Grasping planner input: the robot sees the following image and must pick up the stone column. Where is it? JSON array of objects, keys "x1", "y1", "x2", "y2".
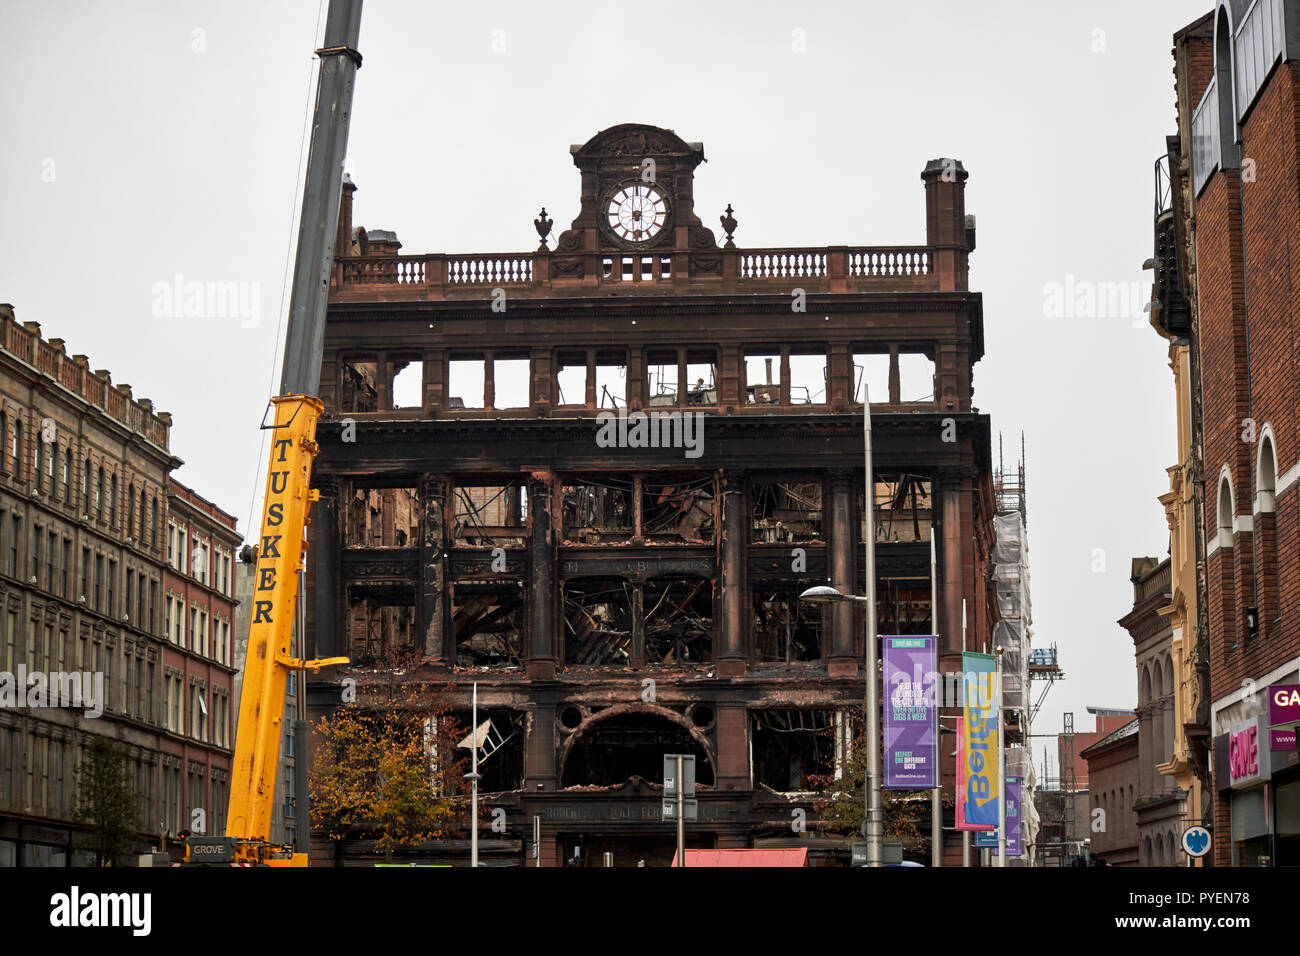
[
  {"x1": 418, "y1": 475, "x2": 448, "y2": 664},
  {"x1": 525, "y1": 702, "x2": 558, "y2": 792},
  {"x1": 527, "y1": 476, "x2": 557, "y2": 680},
  {"x1": 939, "y1": 475, "x2": 965, "y2": 655},
  {"x1": 714, "y1": 701, "x2": 750, "y2": 791},
  {"x1": 828, "y1": 470, "x2": 857, "y2": 676},
  {"x1": 716, "y1": 475, "x2": 747, "y2": 677}
]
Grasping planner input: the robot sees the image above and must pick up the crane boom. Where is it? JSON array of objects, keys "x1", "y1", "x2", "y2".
[{"x1": 185, "y1": 0, "x2": 361, "y2": 867}]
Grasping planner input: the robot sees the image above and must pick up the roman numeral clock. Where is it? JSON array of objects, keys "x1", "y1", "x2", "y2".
[{"x1": 548, "y1": 123, "x2": 723, "y2": 279}]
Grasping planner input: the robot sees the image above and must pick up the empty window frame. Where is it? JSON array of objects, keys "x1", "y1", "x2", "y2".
[
  {"x1": 563, "y1": 577, "x2": 633, "y2": 666},
  {"x1": 341, "y1": 358, "x2": 379, "y2": 413},
  {"x1": 561, "y1": 476, "x2": 634, "y2": 543},
  {"x1": 642, "y1": 576, "x2": 712, "y2": 664},
  {"x1": 346, "y1": 589, "x2": 416, "y2": 666},
  {"x1": 492, "y1": 355, "x2": 530, "y2": 410},
  {"x1": 864, "y1": 474, "x2": 933, "y2": 543},
  {"x1": 853, "y1": 349, "x2": 935, "y2": 404},
  {"x1": 448, "y1": 355, "x2": 487, "y2": 409},
  {"x1": 646, "y1": 347, "x2": 718, "y2": 407},
  {"x1": 556, "y1": 349, "x2": 627, "y2": 410},
  {"x1": 389, "y1": 357, "x2": 423, "y2": 409},
  {"x1": 452, "y1": 481, "x2": 526, "y2": 548},
  {"x1": 641, "y1": 473, "x2": 714, "y2": 543},
  {"x1": 344, "y1": 485, "x2": 420, "y2": 548},
  {"x1": 744, "y1": 351, "x2": 782, "y2": 405},
  {"x1": 447, "y1": 709, "x2": 525, "y2": 791},
  {"x1": 787, "y1": 348, "x2": 827, "y2": 405},
  {"x1": 752, "y1": 589, "x2": 823, "y2": 662},
  {"x1": 451, "y1": 585, "x2": 525, "y2": 668},
  {"x1": 751, "y1": 479, "x2": 824, "y2": 544},
  {"x1": 752, "y1": 709, "x2": 837, "y2": 791}
]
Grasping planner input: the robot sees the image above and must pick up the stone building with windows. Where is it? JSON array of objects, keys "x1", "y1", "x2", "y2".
[
  {"x1": 160, "y1": 477, "x2": 239, "y2": 842},
  {"x1": 304, "y1": 124, "x2": 1004, "y2": 865},
  {"x1": 1151, "y1": 2, "x2": 1300, "y2": 865},
  {"x1": 1120, "y1": 557, "x2": 1190, "y2": 864},
  {"x1": 0, "y1": 305, "x2": 176, "y2": 865}
]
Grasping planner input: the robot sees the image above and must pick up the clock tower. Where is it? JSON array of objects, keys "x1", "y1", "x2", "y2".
[{"x1": 551, "y1": 123, "x2": 721, "y2": 280}]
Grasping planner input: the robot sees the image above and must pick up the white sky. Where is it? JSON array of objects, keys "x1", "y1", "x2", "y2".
[{"x1": 0, "y1": 0, "x2": 1212, "y2": 754}]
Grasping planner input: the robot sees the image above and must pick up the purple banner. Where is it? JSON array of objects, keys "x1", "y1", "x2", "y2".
[
  {"x1": 884, "y1": 636, "x2": 937, "y2": 789},
  {"x1": 1269, "y1": 685, "x2": 1300, "y2": 726}
]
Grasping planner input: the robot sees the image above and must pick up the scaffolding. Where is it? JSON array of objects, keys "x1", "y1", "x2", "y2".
[{"x1": 993, "y1": 434, "x2": 1039, "y2": 861}]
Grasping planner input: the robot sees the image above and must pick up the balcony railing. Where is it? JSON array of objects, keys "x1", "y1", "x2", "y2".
[{"x1": 333, "y1": 244, "x2": 940, "y2": 300}]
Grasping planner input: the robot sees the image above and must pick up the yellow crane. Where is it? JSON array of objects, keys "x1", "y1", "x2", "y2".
[{"x1": 184, "y1": 0, "x2": 362, "y2": 866}]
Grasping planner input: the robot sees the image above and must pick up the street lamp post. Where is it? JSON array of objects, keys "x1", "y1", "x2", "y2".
[{"x1": 799, "y1": 383, "x2": 881, "y2": 866}]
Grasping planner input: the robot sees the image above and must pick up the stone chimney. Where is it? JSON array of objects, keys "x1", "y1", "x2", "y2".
[{"x1": 920, "y1": 158, "x2": 970, "y2": 292}]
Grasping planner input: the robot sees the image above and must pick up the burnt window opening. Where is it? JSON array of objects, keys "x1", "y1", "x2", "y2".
[
  {"x1": 347, "y1": 589, "x2": 416, "y2": 666},
  {"x1": 871, "y1": 579, "x2": 933, "y2": 636},
  {"x1": 642, "y1": 474, "x2": 714, "y2": 543},
  {"x1": 561, "y1": 476, "x2": 634, "y2": 543},
  {"x1": 452, "y1": 586, "x2": 524, "y2": 668},
  {"x1": 345, "y1": 486, "x2": 420, "y2": 548},
  {"x1": 563, "y1": 578, "x2": 633, "y2": 666},
  {"x1": 865, "y1": 474, "x2": 932, "y2": 543},
  {"x1": 556, "y1": 350, "x2": 627, "y2": 409},
  {"x1": 751, "y1": 480, "x2": 823, "y2": 544},
  {"x1": 684, "y1": 349, "x2": 717, "y2": 406},
  {"x1": 453, "y1": 482, "x2": 527, "y2": 548},
  {"x1": 493, "y1": 356, "x2": 530, "y2": 410},
  {"x1": 646, "y1": 348, "x2": 717, "y2": 407},
  {"x1": 853, "y1": 350, "x2": 936, "y2": 404},
  {"x1": 390, "y1": 357, "x2": 423, "y2": 410},
  {"x1": 643, "y1": 577, "x2": 712, "y2": 664},
  {"x1": 449, "y1": 709, "x2": 525, "y2": 792},
  {"x1": 448, "y1": 356, "x2": 486, "y2": 409},
  {"x1": 744, "y1": 352, "x2": 781, "y2": 405},
  {"x1": 341, "y1": 359, "x2": 378, "y2": 413},
  {"x1": 787, "y1": 349, "x2": 827, "y2": 405},
  {"x1": 561, "y1": 713, "x2": 713, "y2": 788},
  {"x1": 752, "y1": 590, "x2": 823, "y2": 662},
  {"x1": 752, "y1": 709, "x2": 837, "y2": 792}
]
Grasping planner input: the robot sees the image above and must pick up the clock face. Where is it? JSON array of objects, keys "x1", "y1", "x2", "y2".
[{"x1": 605, "y1": 183, "x2": 668, "y2": 243}]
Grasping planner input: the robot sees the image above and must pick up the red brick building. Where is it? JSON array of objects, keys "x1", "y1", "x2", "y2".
[
  {"x1": 305, "y1": 124, "x2": 1002, "y2": 865},
  {"x1": 1157, "y1": 2, "x2": 1300, "y2": 866},
  {"x1": 160, "y1": 477, "x2": 239, "y2": 841},
  {"x1": 1081, "y1": 718, "x2": 1140, "y2": 866}
]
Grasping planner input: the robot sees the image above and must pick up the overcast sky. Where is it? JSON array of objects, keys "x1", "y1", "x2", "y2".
[{"x1": 0, "y1": 0, "x2": 1212, "y2": 772}]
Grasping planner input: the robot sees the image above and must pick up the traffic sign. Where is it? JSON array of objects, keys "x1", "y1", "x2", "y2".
[
  {"x1": 662, "y1": 798, "x2": 698, "y2": 821},
  {"x1": 663, "y1": 755, "x2": 696, "y2": 797},
  {"x1": 1182, "y1": 825, "x2": 1211, "y2": 858}
]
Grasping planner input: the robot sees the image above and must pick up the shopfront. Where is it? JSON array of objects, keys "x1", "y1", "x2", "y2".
[{"x1": 1213, "y1": 709, "x2": 1300, "y2": 866}]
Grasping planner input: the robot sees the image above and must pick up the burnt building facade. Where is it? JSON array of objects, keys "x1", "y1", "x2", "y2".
[{"x1": 306, "y1": 124, "x2": 998, "y2": 865}]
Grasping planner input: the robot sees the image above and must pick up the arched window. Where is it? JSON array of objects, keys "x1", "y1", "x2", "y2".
[
  {"x1": 1258, "y1": 429, "x2": 1279, "y2": 627},
  {"x1": 33, "y1": 429, "x2": 42, "y2": 493},
  {"x1": 127, "y1": 482, "x2": 135, "y2": 538},
  {"x1": 1212, "y1": 4, "x2": 1241, "y2": 169},
  {"x1": 83, "y1": 458, "x2": 91, "y2": 514},
  {"x1": 62, "y1": 447, "x2": 71, "y2": 499},
  {"x1": 152, "y1": 498, "x2": 159, "y2": 549},
  {"x1": 96, "y1": 466, "x2": 104, "y2": 519},
  {"x1": 1153, "y1": 664, "x2": 1165, "y2": 767},
  {"x1": 1217, "y1": 472, "x2": 1235, "y2": 542},
  {"x1": 109, "y1": 473, "x2": 117, "y2": 527},
  {"x1": 139, "y1": 488, "x2": 147, "y2": 543}
]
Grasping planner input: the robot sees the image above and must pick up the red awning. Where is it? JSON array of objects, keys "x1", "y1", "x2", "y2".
[{"x1": 671, "y1": 848, "x2": 809, "y2": 867}]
